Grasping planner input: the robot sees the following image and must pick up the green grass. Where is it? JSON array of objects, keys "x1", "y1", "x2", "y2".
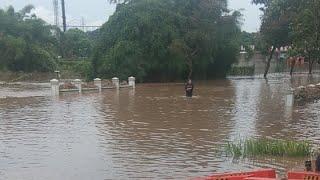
[
  {"x1": 228, "y1": 65, "x2": 255, "y2": 76},
  {"x1": 226, "y1": 138, "x2": 312, "y2": 158}
]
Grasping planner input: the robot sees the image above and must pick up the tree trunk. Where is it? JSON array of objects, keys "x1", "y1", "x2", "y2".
[
  {"x1": 187, "y1": 49, "x2": 198, "y2": 79},
  {"x1": 309, "y1": 58, "x2": 314, "y2": 75},
  {"x1": 264, "y1": 46, "x2": 276, "y2": 78},
  {"x1": 187, "y1": 58, "x2": 193, "y2": 79},
  {"x1": 290, "y1": 59, "x2": 295, "y2": 76}
]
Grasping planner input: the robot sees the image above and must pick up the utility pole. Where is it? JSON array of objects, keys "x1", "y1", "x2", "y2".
[
  {"x1": 81, "y1": 17, "x2": 85, "y2": 32},
  {"x1": 53, "y1": 0, "x2": 60, "y2": 37},
  {"x1": 61, "y1": 0, "x2": 67, "y2": 32},
  {"x1": 53, "y1": 0, "x2": 59, "y2": 28}
]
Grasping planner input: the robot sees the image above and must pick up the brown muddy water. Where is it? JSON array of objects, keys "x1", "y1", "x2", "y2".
[{"x1": 1, "y1": 74, "x2": 320, "y2": 179}]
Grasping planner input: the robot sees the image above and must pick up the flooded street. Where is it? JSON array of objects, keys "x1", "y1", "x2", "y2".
[{"x1": 1, "y1": 74, "x2": 320, "y2": 179}]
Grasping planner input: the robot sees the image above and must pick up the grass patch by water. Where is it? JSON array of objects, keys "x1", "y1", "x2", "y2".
[{"x1": 226, "y1": 138, "x2": 312, "y2": 158}]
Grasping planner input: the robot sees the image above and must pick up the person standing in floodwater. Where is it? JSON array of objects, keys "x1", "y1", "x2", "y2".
[
  {"x1": 316, "y1": 154, "x2": 320, "y2": 172},
  {"x1": 185, "y1": 79, "x2": 194, "y2": 97}
]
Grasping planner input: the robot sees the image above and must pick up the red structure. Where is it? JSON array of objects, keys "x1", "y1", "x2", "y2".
[
  {"x1": 288, "y1": 171, "x2": 320, "y2": 180},
  {"x1": 194, "y1": 169, "x2": 276, "y2": 180}
]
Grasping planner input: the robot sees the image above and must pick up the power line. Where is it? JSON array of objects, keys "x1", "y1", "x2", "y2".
[
  {"x1": 59, "y1": 25, "x2": 101, "y2": 32},
  {"x1": 61, "y1": 25, "x2": 101, "y2": 28},
  {"x1": 53, "y1": 0, "x2": 102, "y2": 32}
]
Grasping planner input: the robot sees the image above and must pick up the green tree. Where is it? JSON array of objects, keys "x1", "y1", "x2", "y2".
[
  {"x1": 291, "y1": 0, "x2": 320, "y2": 74},
  {"x1": 253, "y1": 0, "x2": 320, "y2": 76},
  {"x1": 252, "y1": 0, "x2": 298, "y2": 78},
  {"x1": 240, "y1": 31, "x2": 258, "y2": 59},
  {"x1": 0, "y1": 5, "x2": 57, "y2": 72},
  {"x1": 94, "y1": 0, "x2": 241, "y2": 82},
  {"x1": 63, "y1": 29, "x2": 93, "y2": 59}
]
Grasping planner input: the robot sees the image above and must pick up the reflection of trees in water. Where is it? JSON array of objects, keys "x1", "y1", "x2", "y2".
[
  {"x1": 290, "y1": 102, "x2": 320, "y2": 145},
  {"x1": 93, "y1": 79, "x2": 320, "y2": 176},
  {"x1": 240, "y1": 76, "x2": 320, "y2": 171},
  {"x1": 94, "y1": 82, "x2": 238, "y2": 176},
  {"x1": 289, "y1": 74, "x2": 320, "y2": 87},
  {"x1": 227, "y1": 77, "x2": 316, "y2": 172},
  {"x1": 254, "y1": 75, "x2": 320, "y2": 143},
  {"x1": 228, "y1": 79, "x2": 262, "y2": 140},
  {"x1": 254, "y1": 78, "x2": 298, "y2": 139}
]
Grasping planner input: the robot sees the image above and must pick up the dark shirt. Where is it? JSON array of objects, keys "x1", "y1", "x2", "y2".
[
  {"x1": 185, "y1": 82, "x2": 194, "y2": 97},
  {"x1": 316, "y1": 156, "x2": 320, "y2": 172}
]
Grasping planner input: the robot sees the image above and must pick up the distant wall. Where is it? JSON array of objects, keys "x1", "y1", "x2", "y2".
[{"x1": 236, "y1": 51, "x2": 320, "y2": 75}]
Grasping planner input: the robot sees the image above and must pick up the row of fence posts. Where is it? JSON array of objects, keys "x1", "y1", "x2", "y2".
[
  {"x1": 50, "y1": 77, "x2": 135, "y2": 96},
  {"x1": 50, "y1": 76, "x2": 296, "y2": 107}
]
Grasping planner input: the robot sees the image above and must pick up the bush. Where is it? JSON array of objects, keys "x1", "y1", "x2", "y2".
[
  {"x1": 58, "y1": 59, "x2": 93, "y2": 81},
  {"x1": 226, "y1": 138, "x2": 313, "y2": 158},
  {"x1": 228, "y1": 65, "x2": 255, "y2": 76},
  {"x1": 93, "y1": 0, "x2": 241, "y2": 82}
]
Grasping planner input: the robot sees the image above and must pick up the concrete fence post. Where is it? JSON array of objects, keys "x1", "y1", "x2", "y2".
[
  {"x1": 308, "y1": 84, "x2": 316, "y2": 88},
  {"x1": 94, "y1": 78, "x2": 102, "y2": 92},
  {"x1": 74, "y1": 79, "x2": 82, "y2": 93},
  {"x1": 112, "y1": 77, "x2": 120, "y2": 90},
  {"x1": 50, "y1": 79, "x2": 59, "y2": 96},
  {"x1": 285, "y1": 89, "x2": 294, "y2": 107},
  {"x1": 128, "y1": 76, "x2": 136, "y2": 89}
]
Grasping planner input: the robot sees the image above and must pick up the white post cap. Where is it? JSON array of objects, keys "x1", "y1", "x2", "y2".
[
  {"x1": 308, "y1": 84, "x2": 316, "y2": 88},
  {"x1": 50, "y1": 79, "x2": 59, "y2": 82}
]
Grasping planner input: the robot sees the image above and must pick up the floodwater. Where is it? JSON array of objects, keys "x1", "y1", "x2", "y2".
[{"x1": 1, "y1": 74, "x2": 320, "y2": 179}]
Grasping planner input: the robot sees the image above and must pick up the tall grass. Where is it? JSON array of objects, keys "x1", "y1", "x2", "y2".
[
  {"x1": 226, "y1": 138, "x2": 312, "y2": 158},
  {"x1": 228, "y1": 65, "x2": 255, "y2": 76}
]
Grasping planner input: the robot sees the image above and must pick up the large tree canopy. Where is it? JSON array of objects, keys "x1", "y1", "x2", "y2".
[
  {"x1": 253, "y1": 0, "x2": 320, "y2": 76},
  {"x1": 291, "y1": 0, "x2": 320, "y2": 74},
  {"x1": 62, "y1": 29, "x2": 93, "y2": 59},
  {"x1": 0, "y1": 5, "x2": 57, "y2": 72},
  {"x1": 94, "y1": 0, "x2": 241, "y2": 82}
]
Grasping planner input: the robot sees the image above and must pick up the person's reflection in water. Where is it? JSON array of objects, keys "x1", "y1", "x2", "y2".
[{"x1": 185, "y1": 79, "x2": 194, "y2": 97}]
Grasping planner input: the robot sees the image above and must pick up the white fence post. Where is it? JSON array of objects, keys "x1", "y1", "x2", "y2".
[
  {"x1": 285, "y1": 89, "x2": 294, "y2": 107},
  {"x1": 112, "y1": 77, "x2": 120, "y2": 90},
  {"x1": 94, "y1": 78, "x2": 102, "y2": 92},
  {"x1": 128, "y1": 76, "x2": 136, "y2": 89},
  {"x1": 74, "y1": 79, "x2": 82, "y2": 93},
  {"x1": 50, "y1": 79, "x2": 59, "y2": 96}
]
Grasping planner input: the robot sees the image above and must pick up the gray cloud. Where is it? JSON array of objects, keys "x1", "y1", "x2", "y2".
[{"x1": 229, "y1": 0, "x2": 262, "y2": 32}]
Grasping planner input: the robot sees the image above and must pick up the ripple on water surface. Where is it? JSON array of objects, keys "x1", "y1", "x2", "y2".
[{"x1": 0, "y1": 76, "x2": 320, "y2": 179}]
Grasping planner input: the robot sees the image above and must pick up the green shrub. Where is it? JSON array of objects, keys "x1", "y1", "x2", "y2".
[
  {"x1": 228, "y1": 65, "x2": 255, "y2": 76},
  {"x1": 58, "y1": 59, "x2": 93, "y2": 81},
  {"x1": 225, "y1": 138, "x2": 312, "y2": 158}
]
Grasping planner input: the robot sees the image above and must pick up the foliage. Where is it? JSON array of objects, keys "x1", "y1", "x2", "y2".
[
  {"x1": 253, "y1": 0, "x2": 320, "y2": 76},
  {"x1": 58, "y1": 59, "x2": 94, "y2": 81},
  {"x1": 0, "y1": 5, "x2": 57, "y2": 72},
  {"x1": 252, "y1": 0, "x2": 298, "y2": 77},
  {"x1": 61, "y1": 29, "x2": 94, "y2": 58},
  {"x1": 240, "y1": 31, "x2": 257, "y2": 60},
  {"x1": 228, "y1": 65, "x2": 255, "y2": 76},
  {"x1": 93, "y1": 0, "x2": 241, "y2": 82},
  {"x1": 226, "y1": 138, "x2": 312, "y2": 158},
  {"x1": 290, "y1": 0, "x2": 320, "y2": 74}
]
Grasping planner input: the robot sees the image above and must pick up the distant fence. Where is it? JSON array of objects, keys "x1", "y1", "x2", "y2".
[{"x1": 50, "y1": 77, "x2": 135, "y2": 96}]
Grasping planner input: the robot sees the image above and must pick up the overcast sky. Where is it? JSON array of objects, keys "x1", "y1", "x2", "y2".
[{"x1": 0, "y1": 0, "x2": 262, "y2": 32}]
